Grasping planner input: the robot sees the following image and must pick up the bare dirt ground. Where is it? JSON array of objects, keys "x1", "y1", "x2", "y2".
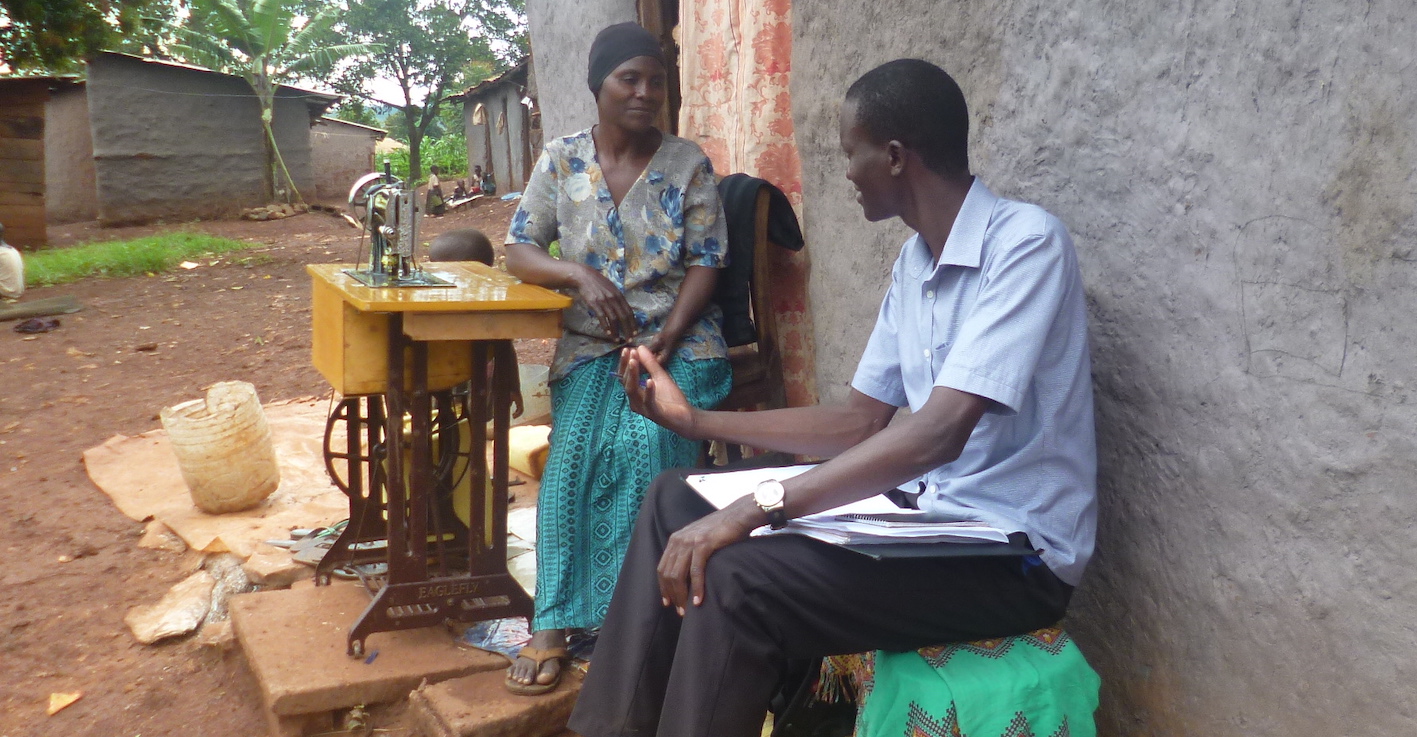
[{"x1": 0, "y1": 198, "x2": 543, "y2": 737}]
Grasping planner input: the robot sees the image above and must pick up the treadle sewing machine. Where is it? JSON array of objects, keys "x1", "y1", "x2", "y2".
[{"x1": 307, "y1": 169, "x2": 570, "y2": 657}]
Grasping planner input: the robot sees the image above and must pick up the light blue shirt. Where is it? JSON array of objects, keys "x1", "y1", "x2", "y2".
[{"x1": 851, "y1": 179, "x2": 1097, "y2": 585}]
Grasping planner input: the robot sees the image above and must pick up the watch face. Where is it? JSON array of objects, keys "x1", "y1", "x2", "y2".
[{"x1": 755, "y1": 480, "x2": 785, "y2": 507}]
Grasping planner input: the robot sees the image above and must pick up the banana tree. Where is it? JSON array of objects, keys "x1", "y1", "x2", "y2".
[{"x1": 173, "y1": 0, "x2": 378, "y2": 203}]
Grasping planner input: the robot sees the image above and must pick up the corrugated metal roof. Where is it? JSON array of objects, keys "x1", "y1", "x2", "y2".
[
  {"x1": 99, "y1": 51, "x2": 342, "y2": 108},
  {"x1": 449, "y1": 58, "x2": 530, "y2": 102},
  {"x1": 317, "y1": 115, "x2": 388, "y2": 137}
]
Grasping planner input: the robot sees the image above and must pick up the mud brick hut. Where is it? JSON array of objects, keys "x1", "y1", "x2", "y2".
[
  {"x1": 453, "y1": 59, "x2": 540, "y2": 194},
  {"x1": 84, "y1": 53, "x2": 340, "y2": 225},
  {"x1": 0, "y1": 75, "x2": 88, "y2": 248},
  {"x1": 0, "y1": 52, "x2": 341, "y2": 243},
  {"x1": 310, "y1": 116, "x2": 387, "y2": 203}
]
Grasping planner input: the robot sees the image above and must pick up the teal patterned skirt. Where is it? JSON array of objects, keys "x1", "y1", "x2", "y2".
[{"x1": 533, "y1": 352, "x2": 731, "y2": 631}]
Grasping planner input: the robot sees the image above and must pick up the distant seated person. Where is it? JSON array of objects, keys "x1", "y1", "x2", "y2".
[
  {"x1": 0, "y1": 223, "x2": 24, "y2": 300},
  {"x1": 428, "y1": 228, "x2": 521, "y2": 417},
  {"x1": 470, "y1": 166, "x2": 486, "y2": 195},
  {"x1": 452, "y1": 179, "x2": 469, "y2": 201},
  {"x1": 480, "y1": 168, "x2": 497, "y2": 197},
  {"x1": 427, "y1": 165, "x2": 447, "y2": 217}
]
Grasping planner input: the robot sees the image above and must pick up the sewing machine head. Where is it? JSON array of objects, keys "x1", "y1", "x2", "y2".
[{"x1": 343, "y1": 165, "x2": 453, "y2": 289}]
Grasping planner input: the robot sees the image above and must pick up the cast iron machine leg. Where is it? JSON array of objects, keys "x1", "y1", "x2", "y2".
[{"x1": 343, "y1": 321, "x2": 533, "y2": 657}]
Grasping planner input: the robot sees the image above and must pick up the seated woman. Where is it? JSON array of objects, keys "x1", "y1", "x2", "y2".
[{"x1": 501, "y1": 22, "x2": 732, "y2": 695}]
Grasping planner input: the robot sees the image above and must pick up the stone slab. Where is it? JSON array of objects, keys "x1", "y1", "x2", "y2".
[
  {"x1": 409, "y1": 668, "x2": 582, "y2": 737},
  {"x1": 231, "y1": 582, "x2": 507, "y2": 717}
]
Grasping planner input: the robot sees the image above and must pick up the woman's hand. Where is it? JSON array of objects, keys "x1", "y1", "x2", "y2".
[
  {"x1": 619, "y1": 345, "x2": 696, "y2": 437},
  {"x1": 568, "y1": 265, "x2": 637, "y2": 341},
  {"x1": 643, "y1": 327, "x2": 684, "y2": 366}
]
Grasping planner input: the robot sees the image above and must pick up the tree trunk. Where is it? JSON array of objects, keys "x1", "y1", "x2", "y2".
[
  {"x1": 254, "y1": 72, "x2": 302, "y2": 204},
  {"x1": 255, "y1": 78, "x2": 277, "y2": 202},
  {"x1": 408, "y1": 122, "x2": 423, "y2": 183}
]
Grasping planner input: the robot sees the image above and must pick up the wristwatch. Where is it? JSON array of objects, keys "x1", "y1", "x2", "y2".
[{"x1": 754, "y1": 479, "x2": 788, "y2": 530}]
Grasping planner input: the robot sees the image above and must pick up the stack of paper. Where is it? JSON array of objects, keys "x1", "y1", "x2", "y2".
[{"x1": 684, "y1": 465, "x2": 1011, "y2": 546}]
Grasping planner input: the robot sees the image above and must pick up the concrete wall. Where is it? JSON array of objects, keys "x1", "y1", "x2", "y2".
[
  {"x1": 791, "y1": 0, "x2": 1417, "y2": 734},
  {"x1": 311, "y1": 118, "x2": 379, "y2": 203},
  {"x1": 43, "y1": 85, "x2": 97, "y2": 224},
  {"x1": 87, "y1": 54, "x2": 317, "y2": 224},
  {"x1": 526, "y1": 0, "x2": 634, "y2": 139}
]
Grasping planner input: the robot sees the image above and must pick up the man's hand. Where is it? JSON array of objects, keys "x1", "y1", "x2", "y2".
[
  {"x1": 656, "y1": 497, "x2": 763, "y2": 614},
  {"x1": 619, "y1": 345, "x2": 697, "y2": 437}
]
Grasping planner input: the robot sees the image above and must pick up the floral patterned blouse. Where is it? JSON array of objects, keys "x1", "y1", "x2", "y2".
[{"x1": 506, "y1": 129, "x2": 730, "y2": 381}]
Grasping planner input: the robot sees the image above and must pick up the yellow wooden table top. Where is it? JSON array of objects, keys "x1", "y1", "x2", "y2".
[{"x1": 306, "y1": 262, "x2": 571, "y2": 313}]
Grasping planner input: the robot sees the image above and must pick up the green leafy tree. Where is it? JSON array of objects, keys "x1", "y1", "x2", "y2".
[
  {"x1": 0, "y1": 0, "x2": 161, "y2": 72},
  {"x1": 335, "y1": 0, "x2": 524, "y2": 182},
  {"x1": 172, "y1": 0, "x2": 377, "y2": 202}
]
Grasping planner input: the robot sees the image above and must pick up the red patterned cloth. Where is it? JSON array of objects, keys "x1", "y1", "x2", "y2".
[{"x1": 678, "y1": 0, "x2": 817, "y2": 407}]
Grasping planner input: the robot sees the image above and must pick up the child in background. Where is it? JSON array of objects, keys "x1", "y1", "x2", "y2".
[
  {"x1": 429, "y1": 228, "x2": 522, "y2": 418},
  {"x1": 427, "y1": 165, "x2": 447, "y2": 216}
]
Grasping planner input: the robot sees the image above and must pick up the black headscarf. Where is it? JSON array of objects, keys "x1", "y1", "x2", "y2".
[{"x1": 587, "y1": 22, "x2": 665, "y2": 95}]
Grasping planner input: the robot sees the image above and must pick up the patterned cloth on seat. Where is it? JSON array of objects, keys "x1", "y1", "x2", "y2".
[{"x1": 820, "y1": 628, "x2": 1100, "y2": 737}]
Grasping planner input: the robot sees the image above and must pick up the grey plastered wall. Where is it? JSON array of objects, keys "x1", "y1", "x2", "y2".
[
  {"x1": 505, "y1": 88, "x2": 529, "y2": 192},
  {"x1": 792, "y1": 0, "x2": 1417, "y2": 734},
  {"x1": 311, "y1": 118, "x2": 378, "y2": 202},
  {"x1": 490, "y1": 90, "x2": 514, "y2": 193},
  {"x1": 467, "y1": 85, "x2": 533, "y2": 193},
  {"x1": 43, "y1": 85, "x2": 97, "y2": 223},
  {"x1": 271, "y1": 88, "x2": 317, "y2": 200},
  {"x1": 464, "y1": 100, "x2": 490, "y2": 178},
  {"x1": 526, "y1": 0, "x2": 635, "y2": 139},
  {"x1": 86, "y1": 54, "x2": 316, "y2": 224}
]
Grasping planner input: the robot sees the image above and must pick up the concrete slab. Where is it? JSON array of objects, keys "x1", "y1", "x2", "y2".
[
  {"x1": 231, "y1": 582, "x2": 507, "y2": 719},
  {"x1": 409, "y1": 668, "x2": 582, "y2": 737}
]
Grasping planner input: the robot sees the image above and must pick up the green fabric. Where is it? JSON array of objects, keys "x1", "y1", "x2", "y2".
[
  {"x1": 858, "y1": 629, "x2": 1100, "y2": 737},
  {"x1": 532, "y1": 353, "x2": 731, "y2": 631}
]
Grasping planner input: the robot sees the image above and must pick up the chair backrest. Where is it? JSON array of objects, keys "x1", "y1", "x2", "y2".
[{"x1": 748, "y1": 187, "x2": 783, "y2": 386}]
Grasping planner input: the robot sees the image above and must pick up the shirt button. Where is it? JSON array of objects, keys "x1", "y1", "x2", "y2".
[
  {"x1": 923, "y1": 348, "x2": 932, "y2": 360},
  {"x1": 926, "y1": 290, "x2": 935, "y2": 299}
]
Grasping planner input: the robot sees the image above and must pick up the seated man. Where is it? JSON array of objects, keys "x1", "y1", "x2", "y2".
[{"x1": 568, "y1": 59, "x2": 1096, "y2": 737}]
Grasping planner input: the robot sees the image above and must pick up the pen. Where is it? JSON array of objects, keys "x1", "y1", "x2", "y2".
[{"x1": 609, "y1": 369, "x2": 649, "y2": 387}]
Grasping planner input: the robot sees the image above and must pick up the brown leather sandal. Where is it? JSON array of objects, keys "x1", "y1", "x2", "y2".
[{"x1": 504, "y1": 645, "x2": 569, "y2": 696}]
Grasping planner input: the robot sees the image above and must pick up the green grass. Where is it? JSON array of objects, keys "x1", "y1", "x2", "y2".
[{"x1": 23, "y1": 232, "x2": 257, "y2": 287}]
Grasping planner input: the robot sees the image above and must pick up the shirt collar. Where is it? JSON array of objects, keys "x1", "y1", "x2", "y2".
[{"x1": 935, "y1": 177, "x2": 996, "y2": 269}]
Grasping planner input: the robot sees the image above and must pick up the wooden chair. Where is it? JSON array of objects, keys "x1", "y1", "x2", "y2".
[{"x1": 709, "y1": 187, "x2": 791, "y2": 464}]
